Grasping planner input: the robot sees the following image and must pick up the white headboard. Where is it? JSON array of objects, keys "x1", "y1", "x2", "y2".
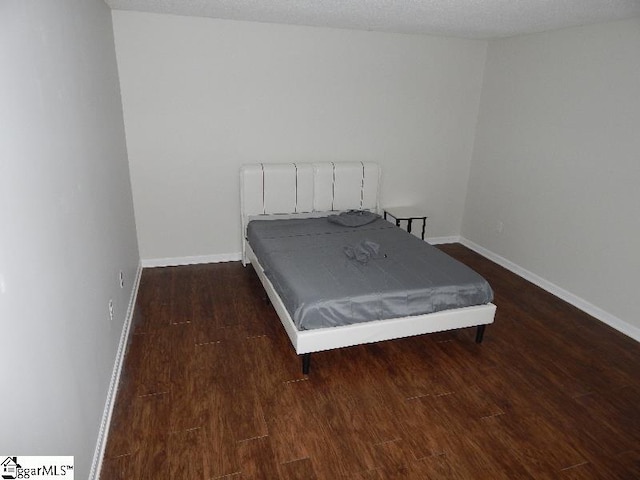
[{"x1": 240, "y1": 161, "x2": 380, "y2": 261}]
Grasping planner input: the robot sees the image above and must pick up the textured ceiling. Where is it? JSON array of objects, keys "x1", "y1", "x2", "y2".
[{"x1": 105, "y1": 0, "x2": 640, "y2": 38}]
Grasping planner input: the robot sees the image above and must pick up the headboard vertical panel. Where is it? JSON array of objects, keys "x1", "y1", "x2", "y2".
[
  {"x1": 264, "y1": 164, "x2": 297, "y2": 214},
  {"x1": 333, "y1": 162, "x2": 367, "y2": 211},
  {"x1": 295, "y1": 163, "x2": 314, "y2": 213},
  {"x1": 361, "y1": 162, "x2": 380, "y2": 211},
  {"x1": 312, "y1": 163, "x2": 335, "y2": 211}
]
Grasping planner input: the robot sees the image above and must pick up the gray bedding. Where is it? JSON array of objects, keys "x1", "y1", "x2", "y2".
[{"x1": 247, "y1": 217, "x2": 493, "y2": 330}]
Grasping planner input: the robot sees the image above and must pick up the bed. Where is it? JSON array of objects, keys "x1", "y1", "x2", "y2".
[{"x1": 241, "y1": 162, "x2": 496, "y2": 373}]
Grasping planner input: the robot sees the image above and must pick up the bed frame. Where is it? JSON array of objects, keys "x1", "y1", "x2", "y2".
[{"x1": 241, "y1": 162, "x2": 496, "y2": 373}]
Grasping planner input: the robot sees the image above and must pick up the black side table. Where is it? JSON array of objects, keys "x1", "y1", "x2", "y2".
[{"x1": 383, "y1": 207, "x2": 428, "y2": 240}]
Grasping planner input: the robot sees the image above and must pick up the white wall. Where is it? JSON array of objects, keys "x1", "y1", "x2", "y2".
[
  {"x1": 0, "y1": 1, "x2": 139, "y2": 477},
  {"x1": 112, "y1": 11, "x2": 487, "y2": 262},
  {"x1": 463, "y1": 18, "x2": 640, "y2": 335}
]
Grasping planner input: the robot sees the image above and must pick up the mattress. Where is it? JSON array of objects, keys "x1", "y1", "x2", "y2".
[{"x1": 247, "y1": 217, "x2": 494, "y2": 331}]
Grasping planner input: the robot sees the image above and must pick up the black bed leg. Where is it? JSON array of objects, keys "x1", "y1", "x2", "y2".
[
  {"x1": 302, "y1": 353, "x2": 311, "y2": 375},
  {"x1": 475, "y1": 324, "x2": 486, "y2": 343}
]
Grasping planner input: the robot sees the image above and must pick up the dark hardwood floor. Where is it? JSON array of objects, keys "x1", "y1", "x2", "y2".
[{"x1": 101, "y1": 244, "x2": 640, "y2": 479}]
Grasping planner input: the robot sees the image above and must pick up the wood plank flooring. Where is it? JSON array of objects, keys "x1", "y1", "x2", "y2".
[{"x1": 101, "y1": 244, "x2": 640, "y2": 479}]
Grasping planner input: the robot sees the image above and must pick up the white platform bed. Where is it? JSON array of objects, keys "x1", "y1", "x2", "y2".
[{"x1": 241, "y1": 162, "x2": 496, "y2": 373}]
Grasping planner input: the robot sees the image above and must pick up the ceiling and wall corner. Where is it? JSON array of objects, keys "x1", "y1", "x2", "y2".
[{"x1": 104, "y1": 0, "x2": 640, "y2": 38}]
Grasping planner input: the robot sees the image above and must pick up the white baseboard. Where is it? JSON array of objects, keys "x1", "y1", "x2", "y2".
[
  {"x1": 460, "y1": 237, "x2": 640, "y2": 343},
  {"x1": 141, "y1": 252, "x2": 242, "y2": 268},
  {"x1": 427, "y1": 235, "x2": 461, "y2": 245},
  {"x1": 89, "y1": 261, "x2": 143, "y2": 480}
]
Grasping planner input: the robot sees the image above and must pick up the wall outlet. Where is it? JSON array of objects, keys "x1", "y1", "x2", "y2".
[
  {"x1": 496, "y1": 221, "x2": 504, "y2": 233},
  {"x1": 119, "y1": 271, "x2": 124, "y2": 288},
  {"x1": 108, "y1": 299, "x2": 114, "y2": 321}
]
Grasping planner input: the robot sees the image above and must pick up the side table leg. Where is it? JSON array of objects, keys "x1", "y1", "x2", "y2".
[
  {"x1": 421, "y1": 218, "x2": 426, "y2": 240},
  {"x1": 407, "y1": 219, "x2": 413, "y2": 234}
]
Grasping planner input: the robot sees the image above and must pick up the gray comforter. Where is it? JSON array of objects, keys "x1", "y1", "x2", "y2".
[{"x1": 247, "y1": 217, "x2": 493, "y2": 330}]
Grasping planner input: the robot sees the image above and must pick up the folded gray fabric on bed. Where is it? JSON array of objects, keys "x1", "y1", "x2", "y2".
[
  {"x1": 344, "y1": 240, "x2": 382, "y2": 264},
  {"x1": 328, "y1": 210, "x2": 380, "y2": 227},
  {"x1": 247, "y1": 217, "x2": 493, "y2": 331}
]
